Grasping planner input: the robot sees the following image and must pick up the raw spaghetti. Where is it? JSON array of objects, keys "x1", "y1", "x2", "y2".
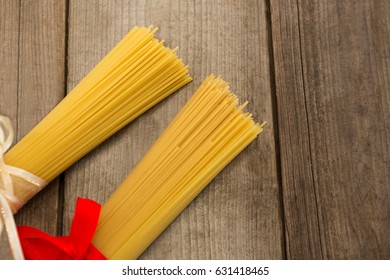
[
  {"x1": 93, "y1": 75, "x2": 265, "y2": 259},
  {"x1": 4, "y1": 26, "x2": 191, "y2": 210}
]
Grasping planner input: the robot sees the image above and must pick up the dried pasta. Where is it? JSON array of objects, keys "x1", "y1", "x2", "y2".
[
  {"x1": 4, "y1": 26, "x2": 191, "y2": 208},
  {"x1": 93, "y1": 75, "x2": 265, "y2": 259}
]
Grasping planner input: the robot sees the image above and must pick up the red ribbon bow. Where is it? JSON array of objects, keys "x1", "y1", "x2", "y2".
[{"x1": 18, "y1": 198, "x2": 106, "y2": 260}]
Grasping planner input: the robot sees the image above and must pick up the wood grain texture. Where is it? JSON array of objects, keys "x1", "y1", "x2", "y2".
[
  {"x1": 271, "y1": 0, "x2": 390, "y2": 259},
  {"x1": 0, "y1": 1, "x2": 19, "y2": 122},
  {"x1": 0, "y1": 1, "x2": 19, "y2": 257},
  {"x1": 63, "y1": 0, "x2": 283, "y2": 259},
  {"x1": 0, "y1": 0, "x2": 66, "y2": 235},
  {"x1": 3, "y1": 0, "x2": 388, "y2": 261}
]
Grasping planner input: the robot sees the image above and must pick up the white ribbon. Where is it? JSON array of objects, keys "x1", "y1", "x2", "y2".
[
  {"x1": 0, "y1": 116, "x2": 46, "y2": 259},
  {"x1": 0, "y1": 116, "x2": 24, "y2": 259},
  {"x1": 0, "y1": 116, "x2": 47, "y2": 211},
  {"x1": 0, "y1": 117, "x2": 21, "y2": 208},
  {"x1": 0, "y1": 116, "x2": 48, "y2": 259},
  {"x1": 0, "y1": 116, "x2": 49, "y2": 260}
]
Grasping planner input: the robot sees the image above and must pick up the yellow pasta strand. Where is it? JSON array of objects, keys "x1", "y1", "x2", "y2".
[
  {"x1": 93, "y1": 75, "x2": 265, "y2": 259},
  {"x1": 4, "y1": 26, "x2": 191, "y2": 205}
]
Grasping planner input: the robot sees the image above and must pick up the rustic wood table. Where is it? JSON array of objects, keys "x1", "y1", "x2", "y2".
[{"x1": 0, "y1": 0, "x2": 389, "y2": 259}]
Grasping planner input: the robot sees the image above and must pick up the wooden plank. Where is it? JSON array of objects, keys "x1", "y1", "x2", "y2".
[
  {"x1": 0, "y1": 1, "x2": 19, "y2": 122},
  {"x1": 269, "y1": 0, "x2": 322, "y2": 259},
  {"x1": 0, "y1": 0, "x2": 67, "y2": 235},
  {"x1": 64, "y1": 0, "x2": 284, "y2": 259},
  {"x1": 271, "y1": 0, "x2": 390, "y2": 259}
]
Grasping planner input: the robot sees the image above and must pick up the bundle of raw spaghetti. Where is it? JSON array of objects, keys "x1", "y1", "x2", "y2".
[
  {"x1": 93, "y1": 75, "x2": 265, "y2": 259},
  {"x1": 4, "y1": 26, "x2": 191, "y2": 211}
]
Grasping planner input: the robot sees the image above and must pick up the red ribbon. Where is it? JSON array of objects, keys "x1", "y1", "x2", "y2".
[{"x1": 18, "y1": 197, "x2": 106, "y2": 260}]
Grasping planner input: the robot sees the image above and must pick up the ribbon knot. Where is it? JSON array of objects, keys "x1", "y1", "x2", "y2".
[
  {"x1": 0, "y1": 116, "x2": 48, "y2": 214},
  {"x1": 0, "y1": 116, "x2": 25, "y2": 259},
  {"x1": 0, "y1": 116, "x2": 21, "y2": 211},
  {"x1": 18, "y1": 197, "x2": 106, "y2": 260},
  {"x1": 0, "y1": 115, "x2": 105, "y2": 260},
  {"x1": 1, "y1": 115, "x2": 47, "y2": 259}
]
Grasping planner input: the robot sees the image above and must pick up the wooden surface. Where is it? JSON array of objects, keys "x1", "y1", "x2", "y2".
[
  {"x1": 0, "y1": 0, "x2": 66, "y2": 234},
  {"x1": 0, "y1": 0, "x2": 388, "y2": 259},
  {"x1": 271, "y1": 0, "x2": 390, "y2": 259}
]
